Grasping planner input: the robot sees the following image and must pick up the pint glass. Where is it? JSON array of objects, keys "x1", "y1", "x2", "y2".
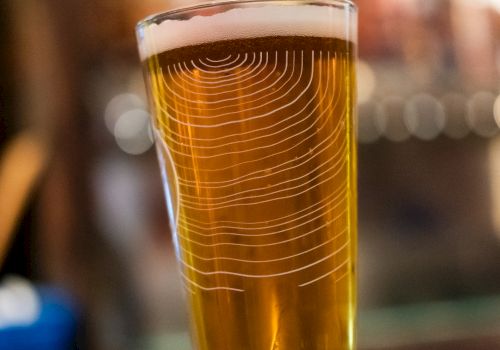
[{"x1": 136, "y1": 1, "x2": 357, "y2": 348}]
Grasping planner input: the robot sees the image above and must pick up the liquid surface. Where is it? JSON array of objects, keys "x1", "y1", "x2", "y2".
[
  {"x1": 138, "y1": 4, "x2": 355, "y2": 59},
  {"x1": 144, "y1": 36, "x2": 357, "y2": 350}
]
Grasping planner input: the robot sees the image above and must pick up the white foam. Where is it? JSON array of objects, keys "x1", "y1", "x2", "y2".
[{"x1": 138, "y1": 5, "x2": 356, "y2": 60}]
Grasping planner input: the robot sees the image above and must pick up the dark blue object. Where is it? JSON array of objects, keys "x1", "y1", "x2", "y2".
[{"x1": 0, "y1": 287, "x2": 78, "y2": 350}]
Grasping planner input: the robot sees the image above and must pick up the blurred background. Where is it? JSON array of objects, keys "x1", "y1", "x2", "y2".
[{"x1": 1, "y1": 0, "x2": 500, "y2": 349}]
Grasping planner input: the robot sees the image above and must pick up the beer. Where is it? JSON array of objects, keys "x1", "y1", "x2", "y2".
[{"x1": 138, "y1": 3, "x2": 357, "y2": 349}]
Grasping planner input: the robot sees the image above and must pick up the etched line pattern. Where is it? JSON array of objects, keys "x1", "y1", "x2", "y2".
[
  {"x1": 153, "y1": 48, "x2": 351, "y2": 292},
  {"x1": 200, "y1": 54, "x2": 241, "y2": 68}
]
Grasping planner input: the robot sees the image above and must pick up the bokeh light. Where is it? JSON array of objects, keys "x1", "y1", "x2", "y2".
[
  {"x1": 442, "y1": 93, "x2": 470, "y2": 139},
  {"x1": 358, "y1": 60, "x2": 376, "y2": 104},
  {"x1": 493, "y1": 93, "x2": 500, "y2": 128},
  {"x1": 0, "y1": 277, "x2": 40, "y2": 328},
  {"x1": 358, "y1": 101, "x2": 382, "y2": 144},
  {"x1": 113, "y1": 109, "x2": 154, "y2": 155},
  {"x1": 104, "y1": 93, "x2": 145, "y2": 134},
  {"x1": 404, "y1": 93, "x2": 446, "y2": 141},
  {"x1": 377, "y1": 96, "x2": 411, "y2": 142},
  {"x1": 466, "y1": 91, "x2": 498, "y2": 138}
]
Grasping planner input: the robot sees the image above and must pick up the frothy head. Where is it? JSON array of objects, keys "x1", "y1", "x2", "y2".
[{"x1": 137, "y1": 4, "x2": 357, "y2": 60}]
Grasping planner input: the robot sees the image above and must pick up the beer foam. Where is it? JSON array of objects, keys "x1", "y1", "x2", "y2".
[{"x1": 138, "y1": 4, "x2": 356, "y2": 60}]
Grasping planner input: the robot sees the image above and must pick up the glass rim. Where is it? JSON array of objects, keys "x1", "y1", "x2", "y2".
[{"x1": 137, "y1": 0, "x2": 357, "y2": 30}]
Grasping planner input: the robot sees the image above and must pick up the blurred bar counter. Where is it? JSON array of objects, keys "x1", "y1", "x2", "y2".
[
  {"x1": 360, "y1": 295, "x2": 500, "y2": 349},
  {"x1": 132, "y1": 295, "x2": 500, "y2": 350}
]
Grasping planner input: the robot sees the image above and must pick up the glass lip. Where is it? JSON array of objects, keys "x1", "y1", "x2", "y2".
[{"x1": 136, "y1": 0, "x2": 357, "y2": 30}]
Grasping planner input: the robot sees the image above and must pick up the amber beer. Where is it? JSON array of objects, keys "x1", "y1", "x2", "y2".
[{"x1": 137, "y1": 2, "x2": 357, "y2": 349}]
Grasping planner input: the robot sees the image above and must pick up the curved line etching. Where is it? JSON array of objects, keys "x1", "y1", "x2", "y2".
[
  {"x1": 199, "y1": 54, "x2": 241, "y2": 68},
  {"x1": 204, "y1": 54, "x2": 232, "y2": 63},
  {"x1": 151, "y1": 47, "x2": 351, "y2": 292}
]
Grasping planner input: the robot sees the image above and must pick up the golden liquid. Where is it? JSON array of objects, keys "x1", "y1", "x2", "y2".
[{"x1": 144, "y1": 36, "x2": 357, "y2": 350}]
